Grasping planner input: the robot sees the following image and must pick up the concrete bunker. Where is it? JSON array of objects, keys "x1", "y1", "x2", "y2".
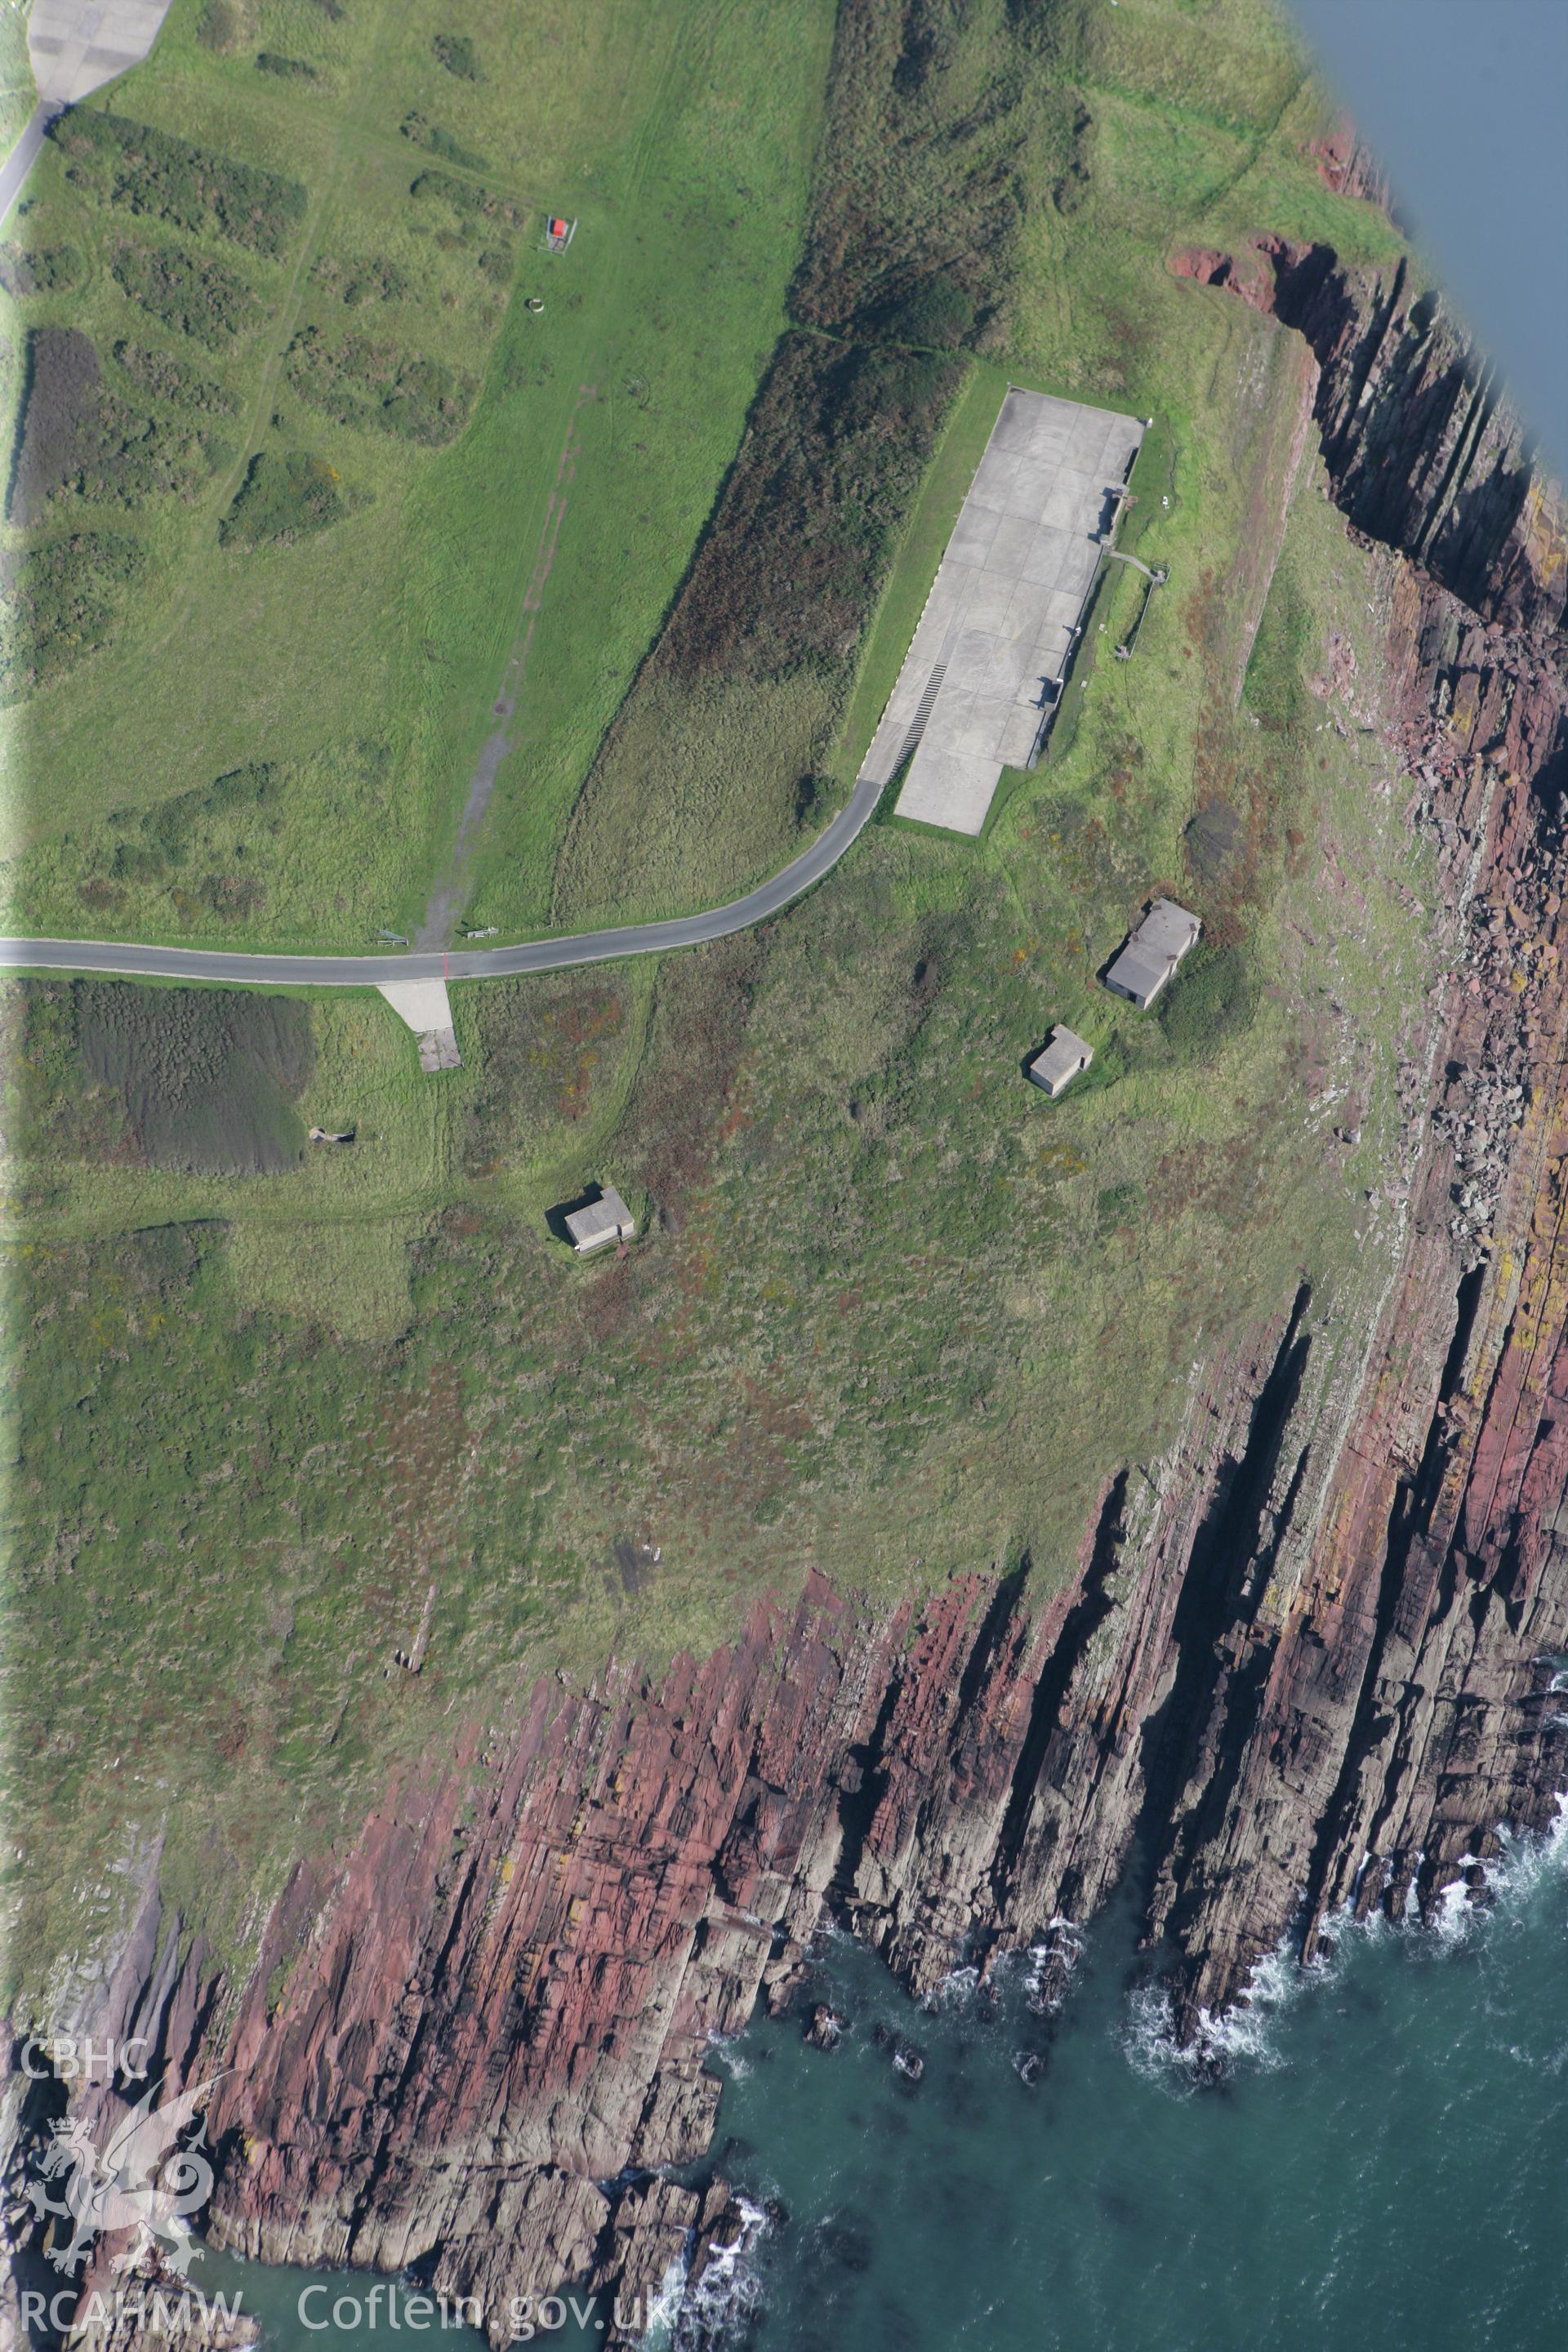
[
  {"x1": 562, "y1": 1183, "x2": 635, "y2": 1254},
  {"x1": 1103, "y1": 898, "x2": 1200, "y2": 1010},
  {"x1": 1027, "y1": 1025, "x2": 1094, "y2": 1098}
]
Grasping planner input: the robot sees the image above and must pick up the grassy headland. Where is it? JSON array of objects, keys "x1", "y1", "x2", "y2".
[{"x1": 2, "y1": 0, "x2": 1442, "y2": 1994}]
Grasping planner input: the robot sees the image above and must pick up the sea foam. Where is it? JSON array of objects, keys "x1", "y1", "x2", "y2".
[
  {"x1": 653, "y1": 2195, "x2": 770, "y2": 2352},
  {"x1": 1122, "y1": 1788, "x2": 1568, "y2": 2086}
]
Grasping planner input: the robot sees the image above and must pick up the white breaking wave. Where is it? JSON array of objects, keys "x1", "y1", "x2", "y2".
[
  {"x1": 1123, "y1": 1932, "x2": 1335, "y2": 2090},
  {"x1": 1123, "y1": 1789, "x2": 1568, "y2": 2087},
  {"x1": 650, "y1": 2194, "x2": 770, "y2": 2352},
  {"x1": 923, "y1": 1962, "x2": 980, "y2": 2014},
  {"x1": 704, "y1": 2026, "x2": 752, "y2": 2082},
  {"x1": 641, "y1": 2254, "x2": 692, "y2": 2349}
]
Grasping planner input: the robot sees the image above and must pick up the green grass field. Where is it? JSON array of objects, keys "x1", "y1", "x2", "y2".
[
  {"x1": 1, "y1": 0, "x2": 1453, "y2": 1991},
  {"x1": 1, "y1": 0, "x2": 834, "y2": 944}
]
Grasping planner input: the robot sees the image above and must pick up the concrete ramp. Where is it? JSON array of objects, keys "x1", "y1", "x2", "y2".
[
  {"x1": 377, "y1": 978, "x2": 461, "y2": 1073},
  {"x1": 28, "y1": 0, "x2": 176, "y2": 104}
]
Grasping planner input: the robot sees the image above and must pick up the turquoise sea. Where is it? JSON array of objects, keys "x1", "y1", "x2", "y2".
[
  {"x1": 195, "y1": 1809, "x2": 1568, "y2": 2352},
  {"x1": 696, "y1": 1819, "x2": 1568, "y2": 2352}
]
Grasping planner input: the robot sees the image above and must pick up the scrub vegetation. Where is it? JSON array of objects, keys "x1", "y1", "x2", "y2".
[
  {"x1": 551, "y1": 332, "x2": 966, "y2": 926},
  {"x1": 3, "y1": 0, "x2": 1442, "y2": 1988}
]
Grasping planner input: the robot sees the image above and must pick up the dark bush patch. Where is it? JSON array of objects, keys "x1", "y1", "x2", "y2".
[
  {"x1": 399, "y1": 111, "x2": 487, "y2": 170},
  {"x1": 660, "y1": 331, "x2": 964, "y2": 683},
  {"x1": 50, "y1": 110, "x2": 307, "y2": 258},
  {"x1": 869, "y1": 270, "x2": 977, "y2": 350},
  {"x1": 111, "y1": 241, "x2": 260, "y2": 347},
  {"x1": 0, "y1": 529, "x2": 145, "y2": 701},
  {"x1": 256, "y1": 51, "x2": 317, "y2": 80},
  {"x1": 408, "y1": 168, "x2": 520, "y2": 231},
  {"x1": 1183, "y1": 796, "x2": 1242, "y2": 887},
  {"x1": 1158, "y1": 945, "x2": 1259, "y2": 1059},
  {"x1": 9, "y1": 326, "x2": 101, "y2": 523},
  {"x1": 432, "y1": 31, "x2": 479, "y2": 78},
  {"x1": 219, "y1": 448, "x2": 351, "y2": 546},
  {"x1": 791, "y1": 0, "x2": 1034, "y2": 341},
  {"x1": 286, "y1": 325, "x2": 476, "y2": 445},
  {"x1": 105, "y1": 762, "x2": 279, "y2": 884},
  {"x1": 198, "y1": 871, "x2": 265, "y2": 920},
  {"x1": 74, "y1": 981, "x2": 314, "y2": 1174},
  {"x1": 310, "y1": 252, "x2": 410, "y2": 305},
  {"x1": 113, "y1": 341, "x2": 236, "y2": 416},
  {"x1": 10, "y1": 326, "x2": 225, "y2": 522},
  {"x1": 0, "y1": 241, "x2": 82, "y2": 296}
]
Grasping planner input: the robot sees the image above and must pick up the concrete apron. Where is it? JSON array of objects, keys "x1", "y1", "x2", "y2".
[
  {"x1": 377, "y1": 978, "x2": 463, "y2": 1074},
  {"x1": 28, "y1": 0, "x2": 176, "y2": 105}
]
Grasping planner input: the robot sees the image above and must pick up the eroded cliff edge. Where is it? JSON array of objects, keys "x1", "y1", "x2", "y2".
[{"x1": 9, "y1": 247, "x2": 1568, "y2": 2345}]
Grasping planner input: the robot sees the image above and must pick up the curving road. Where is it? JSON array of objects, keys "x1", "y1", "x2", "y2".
[{"x1": 0, "y1": 768, "x2": 887, "y2": 989}]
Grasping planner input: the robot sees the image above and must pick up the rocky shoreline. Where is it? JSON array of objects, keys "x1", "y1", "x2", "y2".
[{"x1": 8, "y1": 236, "x2": 1568, "y2": 2350}]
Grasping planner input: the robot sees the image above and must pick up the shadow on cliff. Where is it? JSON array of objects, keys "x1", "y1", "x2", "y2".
[{"x1": 1130, "y1": 1285, "x2": 1313, "y2": 1949}]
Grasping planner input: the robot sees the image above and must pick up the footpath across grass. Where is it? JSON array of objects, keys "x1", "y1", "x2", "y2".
[{"x1": 1, "y1": 0, "x2": 834, "y2": 948}]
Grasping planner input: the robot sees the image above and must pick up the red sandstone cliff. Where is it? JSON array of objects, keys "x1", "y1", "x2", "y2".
[{"x1": 9, "y1": 235, "x2": 1568, "y2": 2351}]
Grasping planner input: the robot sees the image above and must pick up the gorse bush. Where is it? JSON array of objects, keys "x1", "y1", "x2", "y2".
[
  {"x1": 432, "y1": 31, "x2": 479, "y2": 78},
  {"x1": 870, "y1": 270, "x2": 978, "y2": 351},
  {"x1": 51, "y1": 111, "x2": 307, "y2": 258},
  {"x1": 220, "y1": 449, "x2": 352, "y2": 547},
  {"x1": 407, "y1": 169, "x2": 521, "y2": 231},
  {"x1": 107, "y1": 763, "x2": 280, "y2": 879},
  {"x1": 286, "y1": 327, "x2": 477, "y2": 446},
  {"x1": 113, "y1": 341, "x2": 236, "y2": 416},
  {"x1": 110, "y1": 241, "x2": 261, "y2": 347},
  {"x1": 399, "y1": 112, "x2": 488, "y2": 172},
  {"x1": 0, "y1": 530, "x2": 145, "y2": 702},
  {"x1": 0, "y1": 240, "x2": 82, "y2": 296},
  {"x1": 1159, "y1": 946, "x2": 1259, "y2": 1060},
  {"x1": 10, "y1": 327, "x2": 225, "y2": 522},
  {"x1": 310, "y1": 253, "x2": 411, "y2": 307}
]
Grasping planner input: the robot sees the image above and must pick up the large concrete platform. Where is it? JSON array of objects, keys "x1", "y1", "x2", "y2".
[
  {"x1": 864, "y1": 389, "x2": 1144, "y2": 836},
  {"x1": 27, "y1": 0, "x2": 175, "y2": 105}
]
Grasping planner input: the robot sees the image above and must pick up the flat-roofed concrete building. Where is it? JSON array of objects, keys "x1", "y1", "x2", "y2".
[
  {"x1": 1104, "y1": 898, "x2": 1201, "y2": 1009},
  {"x1": 859, "y1": 387, "x2": 1144, "y2": 837},
  {"x1": 1027, "y1": 1025, "x2": 1094, "y2": 1098},
  {"x1": 564, "y1": 1184, "x2": 635, "y2": 1254}
]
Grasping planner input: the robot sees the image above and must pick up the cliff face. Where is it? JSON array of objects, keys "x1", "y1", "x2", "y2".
[
  {"x1": 1171, "y1": 236, "x2": 1568, "y2": 635},
  {"x1": 11, "y1": 244, "x2": 1568, "y2": 2345}
]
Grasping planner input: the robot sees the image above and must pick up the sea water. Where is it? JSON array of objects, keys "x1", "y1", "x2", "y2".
[
  {"x1": 688, "y1": 1820, "x2": 1568, "y2": 2351},
  {"x1": 190, "y1": 1813, "x2": 1568, "y2": 2352}
]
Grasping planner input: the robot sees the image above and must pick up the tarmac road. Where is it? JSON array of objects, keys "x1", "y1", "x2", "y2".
[
  {"x1": 0, "y1": 768, "x2": 888, "y2": 989},
  {"x1": 0, "y1": 103, "x2": 60, "y2": 225}
]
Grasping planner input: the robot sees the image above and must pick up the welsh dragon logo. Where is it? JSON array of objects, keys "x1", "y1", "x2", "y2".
[{"x1": 24, "y1": 2074, "x2": 226, "y2": 2278}]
